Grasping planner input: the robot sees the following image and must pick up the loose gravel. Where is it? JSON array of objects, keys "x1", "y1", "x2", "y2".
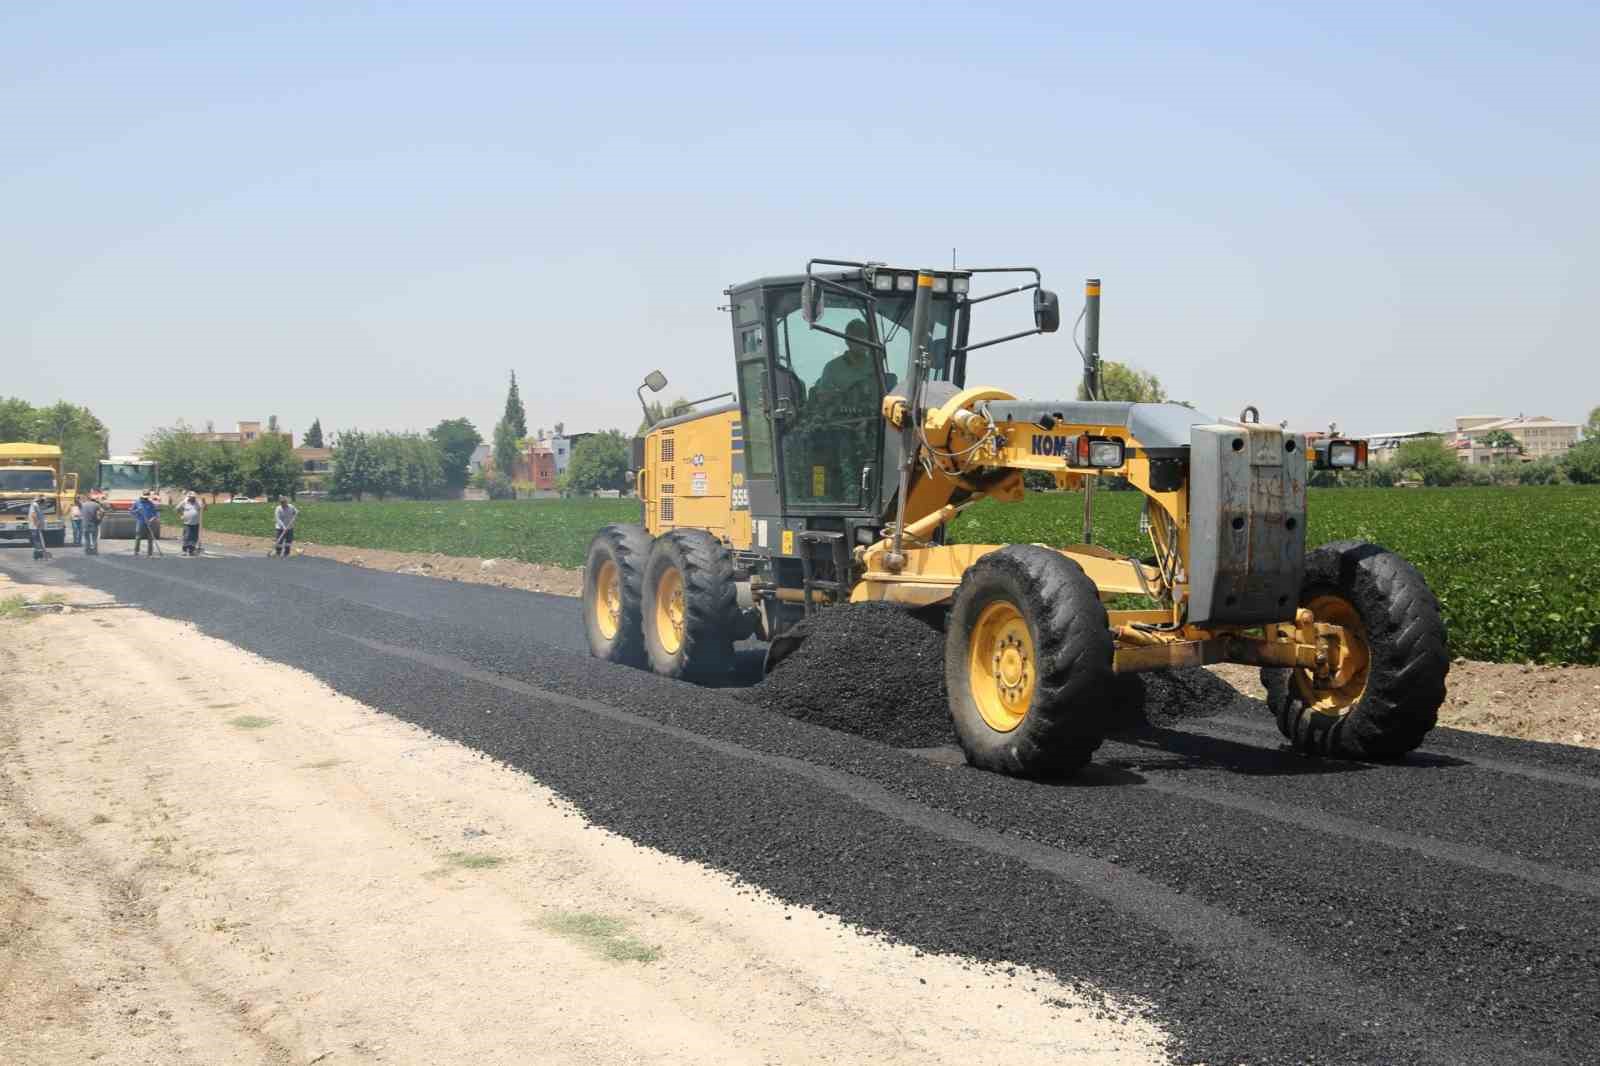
[
  {"x1": 17, "y1": 549, "x2": 1600, "y2": 1066},
  {"x1": 740, "y1": 602, "x2": 954, "y2": 748}
]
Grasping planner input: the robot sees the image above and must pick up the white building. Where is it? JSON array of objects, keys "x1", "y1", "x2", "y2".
[{"x1": 1454, "y1": 414, "x2": 1581, "y2": 465}]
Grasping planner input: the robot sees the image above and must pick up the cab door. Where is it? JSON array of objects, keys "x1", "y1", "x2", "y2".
[
  {"x1": 728, "y1": 287, "x2": 781, "y2": 552},
  {"x1": 765, "y1": 284, "x2": 883, "y2": 515}
]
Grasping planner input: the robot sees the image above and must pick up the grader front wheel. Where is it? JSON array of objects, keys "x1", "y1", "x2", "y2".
[
  {"x1": 1264, "y1": 540, "x2": 1449, "y2": 759},
  {"x1": 945, "y1": 546, "x2": 1114, "y2": 778}
]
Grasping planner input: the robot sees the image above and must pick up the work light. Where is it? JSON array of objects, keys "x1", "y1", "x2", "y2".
[
  {"x1": 896, "y1": 274, "x2": 915, "y2": 292},
  {"x1": 951, "y1": 277, "x2": 970, "y2": 294},
  {"x1": 931, "y1": 276, "x2": 950, "y2": 293},
  {"x1": 1064, "y1": 435, "x2": 1126, "y2": 470},
  {"x1": 873, "y1": 272, "x2": 894, "y2": 292},
  {"x1": 1316, "y1": 438, "x2": 1368, "y2": 470}
]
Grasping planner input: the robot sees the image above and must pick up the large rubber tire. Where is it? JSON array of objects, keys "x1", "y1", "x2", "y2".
[
  {"x1": 641, "y1": 529, "x2": 738, "y2": 682},
  {"x1": 1262, "y1": 540, "x2": 1449, "y2": 759},
  {"x1": 945, "y1": 545, "x2": 1114, "y2": 778},
  {"x1": 582, "y1": 524, "x2": 653, "y2": 667}
]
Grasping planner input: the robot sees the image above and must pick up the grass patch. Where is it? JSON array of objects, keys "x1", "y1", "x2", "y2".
[
  {"x1": 539, "y1": 910, "x2": 660, "y2": 962},
  {"x1": 1, "y1": 592, "x2": 71, "y2": 622},
  {"x1": 445, "y1": 851, "x2": 504, "y2": 869},
  {"x1": 228, "y1": 715, "x2": 274, "y2": 729}
]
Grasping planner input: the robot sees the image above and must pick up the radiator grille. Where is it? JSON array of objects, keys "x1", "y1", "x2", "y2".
[
  {"x1": 660, "y1": 437, "x2": 675, "y2": 461},
  {"x1": 660, "y1": 497, "x2": 674, "y2": 522}
]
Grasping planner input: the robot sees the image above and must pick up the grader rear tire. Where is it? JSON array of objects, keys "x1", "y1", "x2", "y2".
[
  {"x1": 582, "y1": 524, "x2": 653, "y2": 668},
  {"x1": 1262, "y1": 540, "x2": 1449, "y2": 759},
  {"x1": 642, "y1": 529, "x2": 738, "y2": 682},
  {"x1": 945, "y1": 546, "x2": 1114, "y2": 778}
]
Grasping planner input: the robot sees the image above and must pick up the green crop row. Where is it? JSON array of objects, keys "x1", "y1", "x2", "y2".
[{"x1": 951, "y1": 486, "x2": 1600, "y2": 665}]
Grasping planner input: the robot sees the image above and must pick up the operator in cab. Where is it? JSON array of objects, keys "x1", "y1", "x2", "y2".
[
  {"x1": 799, "y1": 317, "x2": 886, "y2": 502},
  {"x1": 812, "y1": 318, "x2": 880, "y2": 411}
]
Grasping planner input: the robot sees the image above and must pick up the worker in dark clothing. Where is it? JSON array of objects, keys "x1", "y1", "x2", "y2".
[
  {"x1": 131, "y1": 493, "x2": 159, "y2": 556},
  {"x1": 80, "y1": 496, "x2": 102, "y2": 555}
]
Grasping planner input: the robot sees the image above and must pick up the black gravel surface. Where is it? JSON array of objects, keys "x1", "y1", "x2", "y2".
[
  {"x1": 742, "y1": 602, "x2": 954, "y2": 748},
  {"x1": 9, "y1": 545, "x2": 1600, "y2": 1066}
]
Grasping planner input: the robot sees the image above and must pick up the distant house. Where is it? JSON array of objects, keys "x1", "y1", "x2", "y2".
[{"x1": 295, "y1": 446, "x2": 333, "y2": 492}]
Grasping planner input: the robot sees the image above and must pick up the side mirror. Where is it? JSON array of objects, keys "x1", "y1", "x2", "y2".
[
  {"x1": 643, "y1": 370, "x2": 668, "y2": 393},
  {"x1": 800, "y1": 278, "x2": 823, "y2": 325},
  {"x1": 1033, "y1": 289, "x2": 1061, "y2": 333}
]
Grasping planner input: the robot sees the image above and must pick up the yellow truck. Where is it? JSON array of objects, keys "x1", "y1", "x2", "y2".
[{"x1": 0, "y1": 443, "x2": 78, "y2": 548}]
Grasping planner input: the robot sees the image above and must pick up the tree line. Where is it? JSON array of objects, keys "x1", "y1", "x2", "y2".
[
  {"x1": 143, "y1": 426, "x2": 302, "y2": 499},
  {"x1": 0, "y1": 398, "x2": 109, "y2": 486},
  {"x1": 141, "y1": 417, "x2": 483, "y2": 501}
]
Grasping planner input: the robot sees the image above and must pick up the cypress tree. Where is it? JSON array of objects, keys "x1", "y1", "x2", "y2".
[{"x1": 503, "y1": 371, "x2": 528, "y2": 439}]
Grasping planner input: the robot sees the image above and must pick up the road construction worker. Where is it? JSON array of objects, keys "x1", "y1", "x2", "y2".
[
  {"x1": 131, "y1": 493, "x2": 159, "y2": 556},
  {"x1": 272, "y1": 496, "x2": 298, "y2": 557},
  {"x1": 27, "y1": 495, "x2": 48, "y2": 560},
  {"x1": 79, "y1": 495, "x2": 102, "y2": 555},
  {"x1": 179, "y1": 492, "x2": 203, "y2": 556}
]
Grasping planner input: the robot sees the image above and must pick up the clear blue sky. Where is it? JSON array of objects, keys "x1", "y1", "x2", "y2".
[{"x1": 5, "y1": 2, "x2": 1596, "y2": 452}]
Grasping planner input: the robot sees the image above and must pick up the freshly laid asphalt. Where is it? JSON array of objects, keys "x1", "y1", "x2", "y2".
[{"x1": 5, "y1": 544, "x2": 1599, "y2": 1065}]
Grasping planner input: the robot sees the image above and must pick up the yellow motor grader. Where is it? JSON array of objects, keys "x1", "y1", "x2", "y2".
[{"x1": 583, "y1": 260, "x2": 1448, "y2": 777}]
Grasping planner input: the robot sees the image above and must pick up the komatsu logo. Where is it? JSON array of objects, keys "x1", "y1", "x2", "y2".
[{"x1": 1031, "y1": 434, "x2": 1071, "y2": 456}]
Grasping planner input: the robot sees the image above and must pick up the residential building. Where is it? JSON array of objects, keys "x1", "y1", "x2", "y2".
[
  {"x1": 534, "y1": 424, "x2": 595, "y2": 477},
  {"x1": 1455, "y1": 414, "x2": 1581, "y2": 465},
  {"x1": 295, "y1": 446, "x2": 332, "y2": 492},
  {"x1": 196, "y1": 420, "x2": 294, "y2": 447},
  {"x1": 469, "y1": 443, "x2": 491, "y2": 474}
]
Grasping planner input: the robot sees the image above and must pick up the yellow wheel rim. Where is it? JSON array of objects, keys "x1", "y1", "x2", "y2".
[
  {"x1": 1292, "y1": 593, "x2": 1370, "y2": 716},
  {"x1": 654, "y1": 566, "x2": 686, "y2": 656},
  {"x1": 594, "y1": 559, "x2": 622, "y2": 640},
  {"x1": 968, "y1": 600, "x2": 1036, "y2": 733}
]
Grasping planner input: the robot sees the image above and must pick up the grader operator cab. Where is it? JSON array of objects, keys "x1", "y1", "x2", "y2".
[{"x1": 583, "y1": 260, "x2": 1448, "y2": 778}]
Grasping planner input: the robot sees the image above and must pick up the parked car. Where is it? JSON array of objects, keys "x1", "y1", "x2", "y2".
[{"x1": 228, "y1": 495, "x2": 258, "y2": 503}]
